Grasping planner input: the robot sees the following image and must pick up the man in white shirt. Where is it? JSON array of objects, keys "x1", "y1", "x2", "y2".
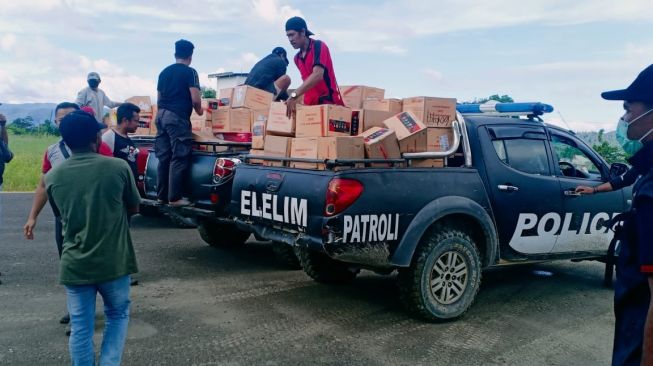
[{"x1": 75, "y1": 72, "x2": 120, "y2": 123}]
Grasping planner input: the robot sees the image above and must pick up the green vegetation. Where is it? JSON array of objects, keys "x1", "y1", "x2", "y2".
[
  {"x1": 592, "y1": 129, "x2": 627, "y2": 164},
  {"x1": 7, "y1": 116, "x2": 59, "y2": 136},
  {"x1": 3, "y1": 132, "x2": 59, "y2": 191},
  {"x1": 201, "y1": 87, "x2": 217, "y2": 99}
]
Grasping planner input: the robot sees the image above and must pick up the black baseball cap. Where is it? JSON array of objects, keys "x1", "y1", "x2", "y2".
[
  {"x1": 272, "y1": 46, "x2": 289, "y2": 65},
  {"x1": 602, "y1": 64, "x2": 653, "y2": 103},
  {"x1": 285, "y1": 16, "x2": 314, "y2": 36},
  {"x1": 60, "y1": 110, "x2": 107, "y2": 149}
]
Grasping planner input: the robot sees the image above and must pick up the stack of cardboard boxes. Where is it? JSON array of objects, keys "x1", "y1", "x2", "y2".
[{"x1": 107, "y1": 96, "x2": 158, "y2": 136}]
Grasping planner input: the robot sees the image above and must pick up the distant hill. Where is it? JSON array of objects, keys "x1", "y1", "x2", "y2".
[
  {"x1": 0, "y1": 103, "x2": 57, "y2": 125},
  {"x1": 575, "y1": 130, "x2": 618, "y2": 147}
]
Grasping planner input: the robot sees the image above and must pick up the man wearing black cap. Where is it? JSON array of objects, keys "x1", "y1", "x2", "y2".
[
  {"x1": 575, "y1": 64, "x2": 653, "y2": 365},
  {"x1": 284, "y1": 16, "x2": 344, "y2": 118},
  {"x1": 244, "y1": 47, "x2": 291, "y2": 101},
  {"x1": 155, "y1": 39, "x2": 202, "y2": 207},
  {"x1": 45, "y1": 110, "x2": 140, "y2": 365}
]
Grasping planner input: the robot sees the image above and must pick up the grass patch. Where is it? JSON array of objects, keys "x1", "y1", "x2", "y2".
[{"x1": 3, "y1": 133, "x2": 59, "y2": 192}]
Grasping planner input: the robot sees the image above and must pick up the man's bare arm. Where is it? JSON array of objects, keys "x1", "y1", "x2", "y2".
[
  {"x1": 24, "y1": 175, "x2": 48, "y2": 240},
  {"x1": 190, "y1": 87, "x2": 203, "y2": 115}
]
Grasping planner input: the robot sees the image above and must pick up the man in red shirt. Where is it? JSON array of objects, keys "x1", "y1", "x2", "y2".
[{"x1": 284, "y1": 16, "x2": 344, "y2": 118}]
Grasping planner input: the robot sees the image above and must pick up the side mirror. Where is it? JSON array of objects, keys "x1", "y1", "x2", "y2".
[{"x1": 609, "y1": 163, "x2": 629, "y2": 178}]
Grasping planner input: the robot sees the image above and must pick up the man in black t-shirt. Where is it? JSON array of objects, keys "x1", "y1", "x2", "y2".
[
  {"x1": 102, "y1": 102, "x2": 140, "y2": 181},
  {"x1": 245, "y1": 47, "x2": 291, "y2": 101},
  {"x1": 155, "y1": 39, "x2": 203, "y2": 207}
]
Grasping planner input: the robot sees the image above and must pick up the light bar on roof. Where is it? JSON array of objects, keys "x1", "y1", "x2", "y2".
[{"x1": 456, "y1": 102, "x2": 554, "y2": 116}]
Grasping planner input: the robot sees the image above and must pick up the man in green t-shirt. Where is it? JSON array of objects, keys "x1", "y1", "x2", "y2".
[{"x1": 44, "y1": 110, "x2": 140, "y2": 365}]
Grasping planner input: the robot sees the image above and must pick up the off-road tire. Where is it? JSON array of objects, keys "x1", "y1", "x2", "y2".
[
  {"x1": 299, "y1": 249, "x2": 359, "y2": 284},
  {"x1": 271, "y1": 242, "x2": 302, "y2": 270},
  {"x1": 139, "y1": 205, "x2": 161, "y2": 218},
  {"x1": 198, "y1": 220, "x2": 250, "y2": 247},
  {"x1": 398, "y1": 223, "x2": 481, "y2": 321}
]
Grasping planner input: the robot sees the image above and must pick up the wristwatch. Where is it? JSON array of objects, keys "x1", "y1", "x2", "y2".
[{"x1": 290, "y1": 92, "x2": 298, "y2": 99}]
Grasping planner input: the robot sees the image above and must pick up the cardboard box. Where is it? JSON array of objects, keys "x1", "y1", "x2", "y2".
[
  {"x1": 212, "y1": 108, "x2": 251, "y2": 133},
  {"x1": 401, "y1": 97, "x2": 457, "y2": 128},
  {"x1": 340, "y1": 85, "x2": 385, "y2": 109},
  {"x1": 231, "y1": 85, "x2": 273, "y2": 110},
  {"x1": 362, "y1": 109, "x2": 395, "y2": 130},
  {"x1": 363, "y1": 98, "x2": 403, "y2": 114},
  {"x1": 263, "y1": 135, "x2": 293, "y2": 167},
  {"x1": 192, "y1": 131, "x2": 220, "y2": 142},
  {"x1": 427, "y1": 127, "x2": 455, "y2": 152},
  {"x1": 125, "y1": 96, "x2": 153, "y2": 113},
  {"x1": 266, "y1": 102, "x2": 295, "y2": 136},
  {"x1": 251, "y1": 109, "x2": 268, "y2": 150},
  {"x1": 359, "y1": 127, "x2": 401, "y2": 165},
  {"x1": 383, "y1": 112, "x2": 428, "y2": 153},
  {"x1": 351, "y1": 110, "x2": 363, "y2": 136},
  {"x1": 201, "y1": 98, "x2": 219, "y2": 121},
  {"x1": 296, "y1": 104, "x2": 352, "y2": 137},
  {"x1": 247, "y1": 149, "x2": 265, "y2": 165},
  {"x1": 290, "y1": 136, "x2": 364, "y2": 170},
  {"x1": 411, "y1": 159, "x2": 445, "y2": 168},
  {"x1": 218, "y1": 88, "x2": 234, "y2": 109}
]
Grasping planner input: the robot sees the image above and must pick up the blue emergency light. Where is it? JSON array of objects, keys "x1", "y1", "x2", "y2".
[{"x1": 456, "y1": 102, "x2": 554, "y2": 116}]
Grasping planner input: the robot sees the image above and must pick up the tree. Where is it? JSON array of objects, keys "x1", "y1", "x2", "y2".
[
  {"x1": 592, "y1": 129, "x2": 627, "y2": 164},
  {"x1": 201, "y1": 87, "x2": 217, "y2": 99},
  {"x1": 462, "y1": 94, "x2": 515, "y2": 104},
  {"x1": 40, "y1": 119, "x2": 60, "y2": 136},
  {"x1": 7, "y1": 116, "x2": 36, "y2": 135}
]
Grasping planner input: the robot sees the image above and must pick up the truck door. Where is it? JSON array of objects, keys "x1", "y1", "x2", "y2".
[
  {"x1": 480, "y1": 124, "x2": 562, "y2": 255},
  {"x1": 548, "y1": 131, "x2": 627, "y2": 253}
]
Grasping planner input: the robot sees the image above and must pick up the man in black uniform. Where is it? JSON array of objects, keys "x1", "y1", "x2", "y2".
[
  {"x1": 155, "y1": 39, "x2": 202, "y2": 207},
  {"x1": 244, "y1": 47, "x2": 291, "y2": 101},
  {"x1": 576, "y1": 64, "x2": 653, "y2": 365}
]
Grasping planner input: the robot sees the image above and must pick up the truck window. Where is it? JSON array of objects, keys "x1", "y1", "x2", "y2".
[
  {"x1": 492, "y1": 138, "x2": 549, "y2": 175},
  {"x1": 550, "y1": 134, "x2": 601, "y2": 180}
]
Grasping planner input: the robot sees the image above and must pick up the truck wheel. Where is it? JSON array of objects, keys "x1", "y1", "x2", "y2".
[
  {"x1": 299, "y1": 249, "x2": 359, "y2": 284},
  {"x1": 398, "y1": 224, "x2": 481, "y2": 321},
  {"x1": 271, "y1": 242, "x2": 301, "y2": 270},
  {"x1": 198, "y1": 221, "x2": 250, "y2": 248},
  {"x1": 139, "y1": 205, "x2": 161, "y2": 218}
]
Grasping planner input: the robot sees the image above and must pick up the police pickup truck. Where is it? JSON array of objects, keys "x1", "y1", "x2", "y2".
[{"x1": 230, "y1": 102, "x2": 632, "y2": 321}]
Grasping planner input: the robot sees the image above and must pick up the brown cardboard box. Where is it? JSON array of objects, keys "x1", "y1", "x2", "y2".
[
  {"x1": 383, "y1": 112, "x2": 428, "y2": 153},
  {"x1": 231, "y1": 85, "x2": 273, "y2": 110},
  {"x1": 363, "y1": 98, "x2": 403, "y2": 114},
  {"x1": 427, "y1": 127, "x2": 455, "y2": 152},
  {"x1": 296, "y1": 104, "x2": 352, "y2": 137},
  {"x1": 340, "y1": 85, "x2": 385, "y2": 109},
  {"x1": 359, "y1": 127, "x2": 401, "y2": 165},
  {"x1": 263, "y1": 135, "x2": 292, "y2": 167},
  {"x1": 290, "y1": 136, "x2": 365, "y2": 170},
  {"x1": 125, "y1": 96, "x2": 153, "y2": 113},
  {"x1": 351, "y1": 110, "x2": 363, "y2": 136},
  {"x1": 218, "y1": 88, "x2": 234, "y2": 109},
  {"x1": 251, "y1": 109, "x2": 268, "y2": 150},
  {"x1": 212, "y1": 108, "x2": 251, "y2": 133},
  {"x1": 362, "y1": 109, "x2": 395, "y2": 130},
  {"x1": 401, "y1": 97, "x2": 457, "y2": 128},
  {"x1": 202, "y1": 98, "x2": 219, "y2": 121},
  {"x1": 411, "y1": 159, "x2": 445, "y2": 168},
  {"x1": 266, "y1": 102, "x2": 295, "y2": 136},
  {"x1": 247, "y1": 149, "x2": 265, "y2": 165},
  {"x1": 192, "y1": 130, "x2": 220, "y2": 142}
]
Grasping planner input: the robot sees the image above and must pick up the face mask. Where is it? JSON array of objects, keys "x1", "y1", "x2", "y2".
[
  {"x1": 88, "y1": 80, "x2": 99, "y2": 88},
  {"x1": 616, "y1": 108, "x2": 653, "y2": 155}
]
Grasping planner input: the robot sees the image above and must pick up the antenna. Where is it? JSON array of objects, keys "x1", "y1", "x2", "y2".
[{"x1": 556, "y1": 111, "x2": 572, "y2": 130}]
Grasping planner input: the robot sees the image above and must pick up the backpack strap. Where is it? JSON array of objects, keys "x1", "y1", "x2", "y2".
[{"x1": 59, "y1": 140, "x2": 70, "y2": 160}]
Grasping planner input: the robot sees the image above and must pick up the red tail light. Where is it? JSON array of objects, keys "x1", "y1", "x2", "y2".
[
  {"x1": 213, "y1": 158, "x2": 236, "y2": 183},
  {"x1": 325, "y1": 178, "x2": 363, "y2": 216}
]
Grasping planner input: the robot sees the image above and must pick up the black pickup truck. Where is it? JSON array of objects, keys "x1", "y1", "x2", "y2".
[
  {"x1": 140, "y1": 140, "x2": 251, "y2": 231},
  {"x1": 229, "y1": 108, "x2": 632, "y2": 321}
]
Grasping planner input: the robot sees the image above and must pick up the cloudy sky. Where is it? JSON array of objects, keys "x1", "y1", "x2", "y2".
[{"x1": 1, "y1": 0, "x2": 652, "y2": 131}]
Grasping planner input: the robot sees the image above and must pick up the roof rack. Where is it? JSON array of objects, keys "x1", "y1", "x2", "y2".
[{"x1": 456, "y1": 101, "x2": 554, "y2": 118}]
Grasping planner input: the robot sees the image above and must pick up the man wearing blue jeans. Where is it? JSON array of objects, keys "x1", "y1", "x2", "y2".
[{"x1": 45, "y1": 111, "x2": 140, "y2": 365}]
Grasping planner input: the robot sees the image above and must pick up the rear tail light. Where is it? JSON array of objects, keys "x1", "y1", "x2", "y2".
[
  {"x1": 210, "y1": 193, "x2": 219, "y2": 204},
  {"x1": 325, "y1": 178, "x2": 364, "y2": 216},
  {"x1": 213, "y1": 158, "x2": 237, "y2": 184}
]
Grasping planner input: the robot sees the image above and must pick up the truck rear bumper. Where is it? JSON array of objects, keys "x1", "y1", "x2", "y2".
[{"x1": 233, "y1": 218, "x2": 395, "y2": 268}]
